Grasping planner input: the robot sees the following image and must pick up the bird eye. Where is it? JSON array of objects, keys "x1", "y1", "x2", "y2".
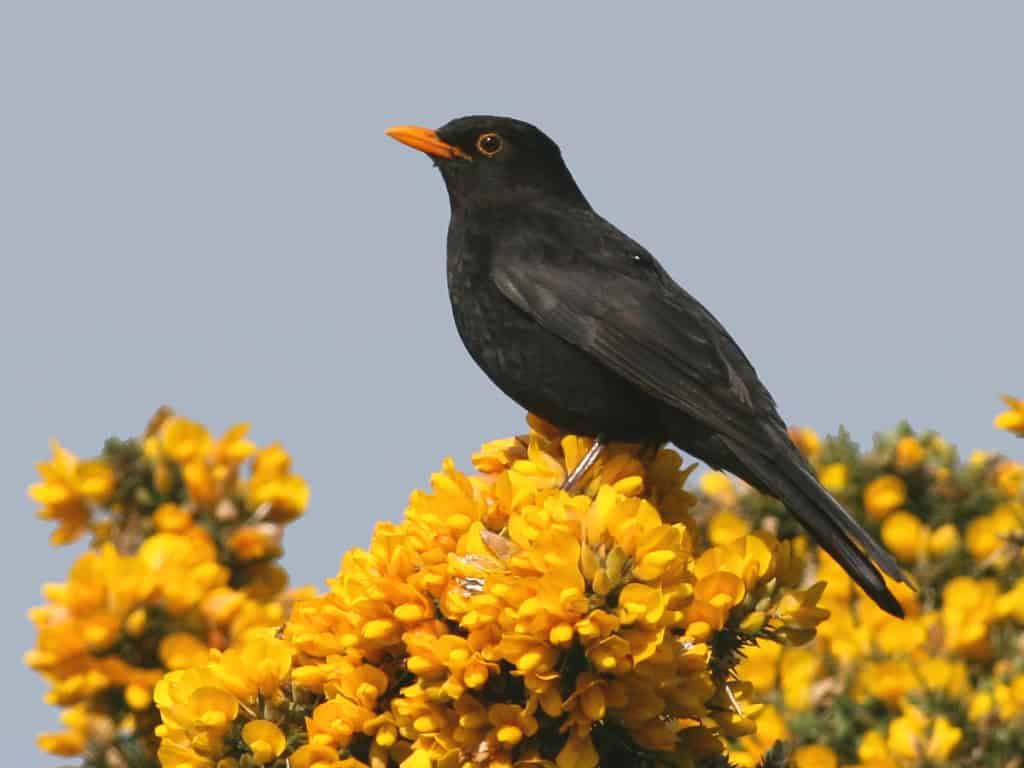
[{"x1": 476, "y1": 132, "x2": 503, "y2": 157}]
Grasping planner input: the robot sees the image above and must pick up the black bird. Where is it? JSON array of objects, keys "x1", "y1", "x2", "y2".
[{"x1": 387, "y1": 116, "x2": 910, "y2": 617}]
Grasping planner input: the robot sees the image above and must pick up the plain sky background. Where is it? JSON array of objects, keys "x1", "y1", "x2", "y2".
[{"x1": 2, "y1": 2, "x2": 1022, "y2": 763}]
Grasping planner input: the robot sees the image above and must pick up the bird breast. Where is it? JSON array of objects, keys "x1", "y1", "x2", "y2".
[{"x1": 444, "y1": 216, "x2": 665, "y2": 442}]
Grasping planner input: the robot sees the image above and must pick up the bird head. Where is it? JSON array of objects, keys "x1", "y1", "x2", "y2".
[{"x1": 386, "y1": 116, "x2": 588, "y2": 209}]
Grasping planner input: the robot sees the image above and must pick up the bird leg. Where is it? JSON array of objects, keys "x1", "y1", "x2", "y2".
[{"x1": 561, "y1": 435, "x2": 606, "y2": 492}]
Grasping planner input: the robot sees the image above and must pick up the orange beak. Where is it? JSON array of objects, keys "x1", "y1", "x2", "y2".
[{"x1": 386, "y1": 125, "x2": 471, "y2": 161}]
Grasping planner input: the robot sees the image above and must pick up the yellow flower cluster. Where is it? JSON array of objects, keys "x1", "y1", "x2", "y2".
[
  {"x1": 26, "y1": 410, "x2": 309, "y2": 765},
  {"x1": 155, "y1": 629, "x2": 297, "y2": 767},
  {"x1": 709, "y1": 397, "x2": 1024, "y2": 768},
  {"x1": 29, "y1": 438, "x2": 116, "y2": 545},
  {"x1": 154, "y1": 416, "x2": 829, "y2": 768}
]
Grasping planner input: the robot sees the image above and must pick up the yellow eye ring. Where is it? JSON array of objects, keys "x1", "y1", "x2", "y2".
[{"x1": 476, "y1": 132, "x2": 503, "y2": 156}]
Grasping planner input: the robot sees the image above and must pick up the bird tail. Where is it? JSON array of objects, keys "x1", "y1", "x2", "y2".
[{"x1": 722, "y1": 437, "x2": 911, "y2": 618}]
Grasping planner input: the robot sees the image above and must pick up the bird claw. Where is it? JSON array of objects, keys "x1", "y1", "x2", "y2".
[{"x1": 560, "y1": 436, "x2": 605, "y2": 492}]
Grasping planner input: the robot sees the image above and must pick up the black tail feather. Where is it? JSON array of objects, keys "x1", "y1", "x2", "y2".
[{"x1": 721, "y1": 436, "x2": 909, "y2": 618}]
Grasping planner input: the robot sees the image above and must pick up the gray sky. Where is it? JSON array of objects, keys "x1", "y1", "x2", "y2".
[{"x1": 2, "y1": 2, "x2": 1021, "y2": 762}]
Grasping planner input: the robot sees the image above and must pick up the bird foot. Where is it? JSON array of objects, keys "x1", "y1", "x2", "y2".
[{"x1": 560, "y1": 436, "x2": 605, "y2": 492}]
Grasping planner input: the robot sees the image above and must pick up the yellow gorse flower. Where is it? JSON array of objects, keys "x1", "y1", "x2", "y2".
[
  {"x1": 243, "y1": 719, "x2": 288, "y2": 764},
  {"x1": 885, "y1": 704, "x2": 963, "y2": 763},
  {"x1": 248, "y1": 442, "x2": 311, "y2": 521},
  {"x1": 818, "y1": 462, "x2": 848, "y2": 494},
  {"x1": 28, "y1": 439, "x2": 115, "y2": 545},
  {"x1": 994, "y1": 394, "x2": 1024, "y2": 437},
  {"x1": 893, "y1": 436, "x2": 925, "y2": 471},
  {"x1": 788, "y1": 426, "x2": 822, "y2": 462},
  {"x1": 862, "y1": 475, "x2": 907, "y2": 521},
  {"x1": 880, "y1": 511, "x2": 927, "y2": 564},
  {"x1": 791, "y1": 744, "x2": 838, "y2": 768}
]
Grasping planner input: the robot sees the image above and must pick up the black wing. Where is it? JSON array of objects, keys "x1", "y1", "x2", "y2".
[{"x1": 490, "y1": 211, "x2": 785, "y2": 452}]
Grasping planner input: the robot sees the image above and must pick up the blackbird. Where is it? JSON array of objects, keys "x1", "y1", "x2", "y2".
[{"x1": 387, "y1": 115, "x2": 910, "y2": 617}]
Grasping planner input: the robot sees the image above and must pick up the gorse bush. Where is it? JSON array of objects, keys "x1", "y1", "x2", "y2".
[
  {"x1": 152, "y1": 416, "x2": 829, "y2": 768},
  {"x1": 25, "y1": 398, "x2": 1022, "y2": 768},
  {"x1": 26, "y1": 409, "x2": 312, "y2": 767}
]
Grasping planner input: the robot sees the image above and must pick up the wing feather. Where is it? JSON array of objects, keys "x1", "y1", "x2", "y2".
[{"x1": 491, "y1": 236, "x2": 783, "y2": 451}]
